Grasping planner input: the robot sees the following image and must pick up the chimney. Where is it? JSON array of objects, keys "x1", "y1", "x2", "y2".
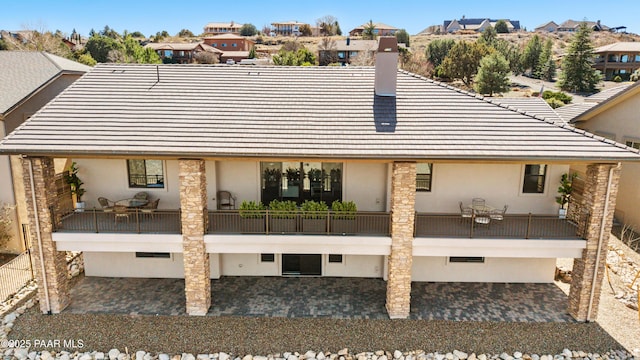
[{"x1": 374, "y1": 37, "x2": 399, "y2": 97}]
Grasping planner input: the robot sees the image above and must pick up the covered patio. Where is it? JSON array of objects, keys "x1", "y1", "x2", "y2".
[{"x1": 64, "y1": 276, "x2": 574, "y2": 322}]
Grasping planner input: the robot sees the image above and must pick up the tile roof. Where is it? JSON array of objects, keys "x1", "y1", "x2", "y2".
[
  {"x1": 584, "y1": 83, "x2": 633, "y2": 103},
  {"x1": 2, "y1": 64, "x2": 639, "y2": 162},
  {"x1": 0, "y1": 51, "x2": 91, "y2": 115},
  {"x1": 554, "y1": 103, "x2": 597, "y2": 122},
  {"x1": 489, "y1": 97, "x2": 565, "y2": 125},
  {"x1": 594, "y1": 42, "x2": 640, "y2": 53}
]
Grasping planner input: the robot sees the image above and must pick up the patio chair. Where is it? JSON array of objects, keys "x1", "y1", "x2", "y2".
[
  {"x1": 98, "y1": 197, "x2": 115, "y2": 212},
  {"x1": 141, "y1": 198, "x2": 160, "y2": 219},
  {"x1": 490, "y1": 205, "x2": 509, "y2": 221},
  {"x1": 472, "y1": 198, "x2": 485, "y2": 209},
  {"x1": 459, "y1": 201, "x2": 473, "y2": 222},
  {"x1": 134, "y1": 192, "x2": 148, "y2": 200},
  {"x1": 474, "y1": 208, "x2": 491, "y2": 227},
  {"x1": 216, "y1": 190, "x2": 236, "y2": 210},
  {"x1": 114, "y1": 205, "x2": 130, "y2": 224}
]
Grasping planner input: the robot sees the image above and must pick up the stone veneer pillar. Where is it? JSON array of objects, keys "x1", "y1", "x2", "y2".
[
  {"x1": 386, "y1": 162, "x2": 416, "y2": 318},
  {"x1": 569, "y1": 163, "x2": 621, "y2": 321},
  {"x1": 21, "y1": 157, "x2": 70, "y2": 313},
  {"x1": 179, "y1": 159, "x2": 211, "y2": 315}
]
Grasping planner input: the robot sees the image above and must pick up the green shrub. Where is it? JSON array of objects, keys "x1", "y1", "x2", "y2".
[
  {"x1": 542, "y1": 90, "x2": 572, "y2": 104},
  {"x1": 239, "y1": 200, "x2": 265, "y2": 218},
  {"x1": 301, "y1": 200, "x2": 329, "y2": 219},
  {"x1": 331, "y1": 200, "x2": 357, "y2": 220},
  {"x1": 268, "y1": 199, "x2": 298, "y2": 219},
  {"x1": 545, "y1": 98, "x2": 565, "y2": 109},
  {"x1": 613, "y1": 75, "x2": 623, "y2": 82}
]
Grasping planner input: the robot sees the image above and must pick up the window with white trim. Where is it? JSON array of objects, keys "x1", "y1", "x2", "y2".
[{"x1": 625, "y1": 140, "x2": 640, "y2": 150}]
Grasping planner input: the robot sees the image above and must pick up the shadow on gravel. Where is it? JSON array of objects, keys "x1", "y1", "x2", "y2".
[{"x1": 9, "y1": 306, "x2": 626, "y2": 355}]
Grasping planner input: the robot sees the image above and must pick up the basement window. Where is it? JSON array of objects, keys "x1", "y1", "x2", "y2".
[
  {"x1": 328, "y1": 254, "x2": 343, "y2": 263},
  {"x1": 449, "y1": 257, "x2": 485, "y2": 263},
  {"x1": 261, "y1": 254, "x2": 275, "y2": 262},
  {"x1": 135, "y1": 252, "x2": 170, "y2": 259}
]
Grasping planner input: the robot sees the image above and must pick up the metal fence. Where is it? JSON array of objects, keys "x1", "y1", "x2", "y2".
[{"x1": 0, "y1": 250, "x2": 34, "y2": 303}]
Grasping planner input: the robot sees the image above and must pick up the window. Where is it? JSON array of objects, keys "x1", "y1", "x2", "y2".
[
  {"x1": 621, "y1": 54, "x2": 629, "y2": 63},
  {"x1": 522, "y1": 164, "x2": 547, "y2": 194},
  {"x1": 416, "y1": 163, "x2": 433, "y2": 192},
  {"x1": 328, "y1": 254, "x2": 343, "y2": 263},
  {"x1": 261, "y1": 254, "x2": 275, "y2": 262},
  {"x1": 608, "y1": 54, "x2": 618, "y2": 62},
  {"x1": 338, "y1": 51, "x2": 345, "y2": 59},
  {"x1": 212, "y1": 43, "x2": 218, "y2": 47},
  {"x1": 626, "y1": 140, "x2": 640, "y2": 150},
  {"x1": 260, "y1": 162, "x2": 342, "y2": 205},
  {"x1": 163, "y1": 50, "x2": 173, "y2": 58},
  {"x1": 221, "y1": 43, "x2": 227, "y2": 47},
  {"x1": 449, "y1": 256, "x2": 484, "y2": 263},
  {"x1": 232, "y1": 43, "x2": 237, "y2": 47},
  {"x1": 135, "y1": 252, "x2": 170, "y2": 258},
  {"x1": 127, "y1": 160, "x2": 164, "y2": 188},
  {"x1": 635, "y1": 54, "x2": 640, "y2": 62}
]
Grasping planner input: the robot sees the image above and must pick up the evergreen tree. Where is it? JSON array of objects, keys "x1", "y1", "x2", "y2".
[
  {"x1": 240, "y1": 24, "x2": 258, "y2": 36},
  {"x1": 425, "y1": 38, "x2": 456, "y2": 69},
  {"x1": 478, "y1": 26, "x2": 497, "y2": 47},
  {"x1": 538, "y1": 39, "x2": 556, "y2": 81},
  {"x1": 559, "y1": 23, "x2": 602, "y2": 93},
  {"x1": 494, "y1": 20, "x2": 510, "y2": 34},
  {"x1": 248, "y1": 46, "x2": 256, "y2": 59},
  {"x1": 521, "y1": 35, "x2": 542, "y2": 78},
  {"x1": 440, "y1": 41, "x2": 490, "y2": 85},
  {"x1": 362, "y1": 20, "x2": 377, "y2": 40},
  {"x1": 395, "y1": 29, "x2": 410, "y2": 47},
  {"x1": 474, "y1": 53, "x2": 511, "y2": 96}
]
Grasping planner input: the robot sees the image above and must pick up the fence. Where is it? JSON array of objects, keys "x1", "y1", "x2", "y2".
[{"x1": 0, "y1": 250, "x2": 34, "y2": 303}]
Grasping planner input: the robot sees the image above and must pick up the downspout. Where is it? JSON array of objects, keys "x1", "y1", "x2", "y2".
[
  {"x1": 27, "y1": 157, "x2": 52, "y2": 314},
  {"x1": 586, "y1": 162, "x2": 620, "y2": 321}
]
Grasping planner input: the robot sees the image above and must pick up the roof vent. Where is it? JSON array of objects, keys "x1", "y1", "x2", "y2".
[{"x1": 374, "y1": 37, "x2": 398, "y2": 97}]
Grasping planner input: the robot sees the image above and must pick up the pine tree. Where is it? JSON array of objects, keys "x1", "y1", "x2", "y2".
[
  {"x1": 522, "y1": 35, "x2": 542, "y2": 78},
  {"x1": 559, "y1": 23, "x2": 602, "y2": 93},
  {"x1": 537, "y1": 39, "x2": 555, "y2": 81},
  {"x1": 474, "y1": 53, "x2": 511, "y2": 96}
]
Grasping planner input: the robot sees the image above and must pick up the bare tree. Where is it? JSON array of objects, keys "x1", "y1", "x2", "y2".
[
  {"x1": 194, "y1": 51, "x2": 220, "y2": 64},
  {"x1": 350, "y1": 50, "x2": 375, "y2": 66},
  {"x1": 316, "y1": 15, "x2": 339, "y2": 36},
  {"x1": 318, "y1": 37, "x2": 338, "y2": 65}
]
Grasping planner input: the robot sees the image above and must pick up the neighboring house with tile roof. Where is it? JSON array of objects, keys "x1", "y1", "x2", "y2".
[
  {"x1": 1, "y1": 39, "x2": 637, "y2": 321},
  {"x1": 534, "y1": 21, "x2": 559, "y2": 33},
  {"x1": 0, "y1": 51, "x2": 91, "y2": 253},
  {"x1": 569, "y1": 81, "x2": 640, "y2": 231},
  {"x1": 318, "y1": 39, "x2": 378, "y2": 65},
  {"x1": 593, "y1": 42, "x2": 640, "y2": 80},
  {"x1": 202, "y1": 34, "x2": 256, "y2": 63},
  {"x1": 443, "y1": 18, "x2": 521, "y2": 33},
  {"x1": 203, "y1": 21, "x2": 243, "y2": 35},
  {"x1": 349, "y1": 22, "x2": 399, "y2": 37},
  {"x1": 145, "y1": 42, "x2": 222, "y2": 64},
  {"x1": 270, "y1": 21, "x2": 309, "y2": 36},
  {"x1": 557, "y1": 19, "x2": 609, "y2": 32}
]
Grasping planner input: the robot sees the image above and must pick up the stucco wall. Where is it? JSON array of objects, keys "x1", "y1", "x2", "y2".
[
  {"x1": 215, "y1": 160, "x2": 260, "y2": 207},
  {"x1": 84, "y1": 252, "x2": 186, "y2": 278},
  {"x1": 577, "y1": 94, "x2": 640, "y2": 227},
  {"x1": 415, "y1": 163, "x2": 568, "y2": 214},
  {"x1": 412, "y1": 257, "x2": 556, "y2": 283},
  {"x1": 344, "y1": 162, "x2": 387, "y2": 211}
]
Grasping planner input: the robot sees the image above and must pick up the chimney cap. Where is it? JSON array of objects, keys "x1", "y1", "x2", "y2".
[{"x1": 377, "y1": 37, "x2": 398, "y2": 53}]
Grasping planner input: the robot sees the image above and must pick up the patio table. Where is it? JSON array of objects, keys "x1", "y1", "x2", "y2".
[{"x1": 115, "y1": 198, "x2": 149, "y2": 208}]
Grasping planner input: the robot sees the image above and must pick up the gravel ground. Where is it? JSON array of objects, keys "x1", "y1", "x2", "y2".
[{"x1": 8, "y1": 307, "x2": 625, "y2": 355}]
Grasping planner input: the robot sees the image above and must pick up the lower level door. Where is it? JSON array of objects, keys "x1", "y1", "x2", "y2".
[{"x1": 282, "y1": 254, "x2": 321, "y2": 276}]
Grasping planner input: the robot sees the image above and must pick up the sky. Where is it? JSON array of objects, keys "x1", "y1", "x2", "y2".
[{"x1": 1, "y1": 0, "x2": 638, "y2": 37}]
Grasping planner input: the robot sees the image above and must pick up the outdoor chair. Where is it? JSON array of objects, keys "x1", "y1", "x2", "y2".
[
  {"x1": 490, "y1": 205, "x2": 509, "y2": 221},
  {"x1": 114, "y1": 205, "x2": 129, "y2": 224},
  {"x1": 474, "y1": 208, "x2": 491, "y2": 227},
  {"x1": 98, "y1": 197, "x2": 115, "y2": 212},
  {"x1": 459, "y1": 201, "x2": 473, "y2": 222},
  {"x1": 134, "y1": 192, "x2": 149, "y2": 200},
  {"x1": 141, "y1": 198, "x2": 160, "y2": 219},
  {"x1": 216, "y1": 191, "x2": 236, "y2": 210}
]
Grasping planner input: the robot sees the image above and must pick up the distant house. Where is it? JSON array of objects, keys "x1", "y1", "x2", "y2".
[
  {"x1": 145, "y1": 42, "x2": 222, "y2": 64},
  {"x1": 270, "y1": 21, "x2": 308, "y2": 36},
  {"x1": 202, "y1": 34, "x2": 256, "y2": 63},
  {"x1": 593, "y1": 42, "x2": 640, "y2": 81},
  {"x1": 534, "y1": 21, "x2": 559, "y2": 33},
  {"x1": 557, "y1": 19, "x2": 609, "y2": 32},
  {"x1": 203, "y1": 21, "x2": 243, "y2": 35},
  {"x1": 349, "y1": 23, "x2": 398, "y2": 37},
  {"x1": 0, "y1": 51, "x2": 90, "y2": 253},
  {"x1": 443, "y1": 18, "x2": 521, "y2": 33}
]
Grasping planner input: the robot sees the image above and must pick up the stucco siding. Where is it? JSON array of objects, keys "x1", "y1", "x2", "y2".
[
  {"x1": 84, "y1": 252, "x2": 186, "y2": 278},
  {"x1": 344, "y1": 162, "x2": 387, "y2": 211},
  {"x1": 412, "y1": 257, "x2": 556, "y2": 283}
]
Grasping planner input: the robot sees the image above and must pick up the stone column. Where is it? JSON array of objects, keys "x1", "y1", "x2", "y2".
[
  {"x1": 21, "y1": 157, "x2": 70, "y2": 314},
  {"x1": 179, "y1": 159, "x2": 210, "y2": 315},
  {"x1": 569, "y1": 163, "x2": 621, "y2": 321},
  {"x1": 386, "y1": 162, "x2": 416, "y2": 318}
]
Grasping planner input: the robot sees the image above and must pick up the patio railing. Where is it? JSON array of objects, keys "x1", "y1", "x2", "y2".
[
  {"x1": 414, "y1": 213, "x2": 583, "y2": 239},
  {"x1": 208, "y1": 210, "x2": 391, "y2": 236},
  {"x1": 53, "y1": 208, "x2": 182, "y2": 234},
  {"x1": 53, "y1": 208, "x2": 584, "y2": 240}
]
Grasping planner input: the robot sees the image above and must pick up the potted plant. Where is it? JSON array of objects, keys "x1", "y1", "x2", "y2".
[
  {"x1": 268, "y1": 199, "x2": 298, "y2": 233},
  {"x1": 301, "y1": 200, "x2": 329, "y2": 233},
  {"x1": 239, "y1": 200, "x2": 266, "y2": 233},
  {"x1": 63, "y1": 162, "x2": 86, "y2": 212},
  {"x1": 331, "y1": 200, "x2": 357, "y2": 234},
  {"x1": 556, "y1": 173, "x2": 577, "y2": 219}
]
